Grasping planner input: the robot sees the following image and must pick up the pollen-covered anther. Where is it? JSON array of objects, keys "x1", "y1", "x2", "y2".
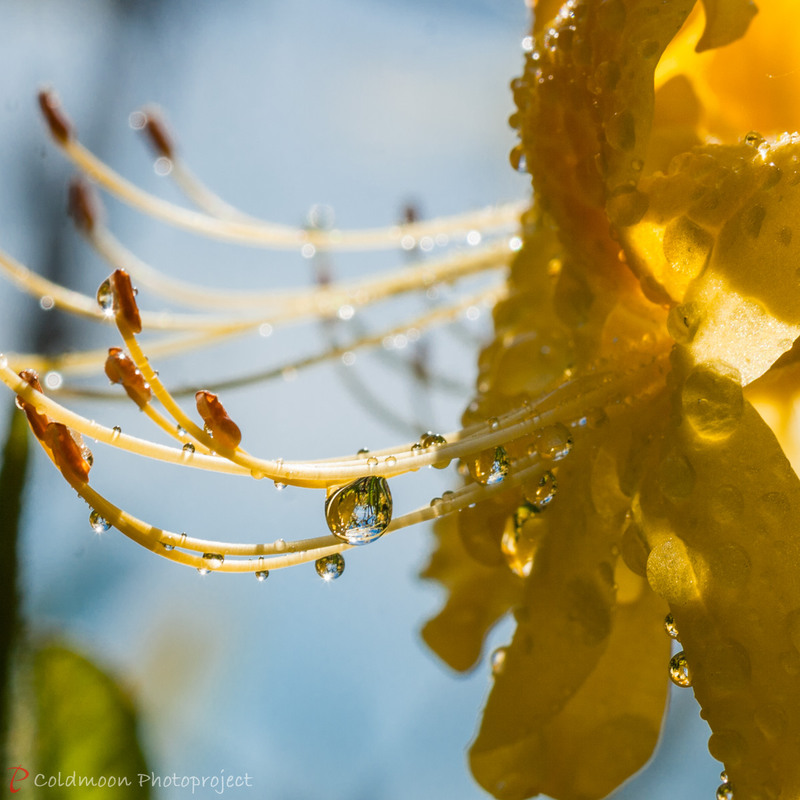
[
  {"x1": 16, "y1": 368, "x2": 49, "y2": 440},
  {"x1": 67, "y1": 177, "x2": 99, "y2": 234},
  {"x1": 45, "y1": 422, "x2": 91, "y2": 484},
  {"x1": 104, "y1": 347, "x2": 152, "y2": 408},
  {"x1": 141, "y1": 110, "x2": 175, "y2": 159},
  {"x1": 110, "y1": 269, "x2": 142, "y2": 333},
  {"x1": 37, "y1": 89, "x2": 73, "y2": 144},
  {"x1": 195, "y1": 390, "x2": 242, "y2": 450}
]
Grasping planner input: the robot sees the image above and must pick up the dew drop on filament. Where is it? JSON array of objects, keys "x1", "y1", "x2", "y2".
[
  {"x1": 468, "y1": 446, "x2": 510, "y2": 486},
  {"x1": 96, "y1": 278, "x2": 114, "y2": 314},
  {"x1": 89, "y1": 510, "x2": 111, "y2": 533},
  {"x1": 325, "y1": 476, "x2": 392, "y2": 546},
  {"x1": 315, "y1": 553, "x2": 345, "y2": 581},
  {"x1": 255, "y1": 570, "x2": 270, "y2": 582},
  {"x1": 534, "y1": 423, "x2": 573, "y2": 461}
]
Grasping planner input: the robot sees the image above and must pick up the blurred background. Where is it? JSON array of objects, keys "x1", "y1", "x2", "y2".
[{"x1": 0, "y1": 0, "x2": 722, "y2": 797}]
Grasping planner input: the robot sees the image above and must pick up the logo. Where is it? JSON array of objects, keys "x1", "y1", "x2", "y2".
[{"x1": 7, "y1": 766, "x2": 30, "y2": 793}]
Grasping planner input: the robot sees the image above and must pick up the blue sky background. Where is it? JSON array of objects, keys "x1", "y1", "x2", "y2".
[{"x1": 0, "y1": 1, "x2": 722, "y2": 798}]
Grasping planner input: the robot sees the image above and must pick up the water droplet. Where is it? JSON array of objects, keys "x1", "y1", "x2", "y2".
[
  {"x1": 202, "y1": 552, "x2": 224, "y2": 569},
  {"x1": 255, "y1": 570, "x2": 270, "y2": 582},
  {"x1": 501, "y1": 502, "x2": 545, "y2": 578},
  {"x1": 682, "y1": 363, "x2": 743, "y2": 440},
  {"x1": 720, "y1": 771, "x2": 729, "y2": 784},
  {"x1": 524, "y1": 470, "x2": 557, "y2": 510},
  {"x1": 490, "y1": 647, "x2": 508, "y2": 676},
  {"x1": 315, "y1": 553, "x2": 345, "y2": 581},
  {"x1": 488, "y1": 417, "x2": 500, "y2": 430},
  {"x1": 357, "y1": 447, "x2": 370, "y2": 455},
  {"x1": 325, "y1": 476, "x2": 392, "y2": 546},
  {"x1": 366, "y1": 456, "x2": 379, "y2": 467},
  {"x1": 664, "y1": 613, "x2": 680, "y2": 640},
  {"x1": 669, "y1": 650, "x2": 692, "y2": 687},
  {"x1": 182, "y1": 442, "x2": 195, "y2": 454},
  {"x1": 534, "y1": 424, "x2": 573, "y2": 461},
  {"x1": 111, "y1": 425, "x2": 122, "y2": 439},
  {"x1": 89, "y1": 510, "x2": 110, "y2": 533},
  {"x1": 274, "y1": 481, "x2": 286, "y2": 491},
  {"x1": 419, "y1": 431, "x2": 447, "y2": 448},
  {"x1": 81, "y1": 445, "x2": 93, "y2": 467},
  {"x1": 716, "y1": 783, "x2": 734, "y2": 800},
  {"x1": 274, "y1": 538, "x2": 287, "y2": 552},
  {"x1": 96, "y1": 278, "x2": 114, "y2": 314},
  {"x1": 509, "y1": 144, "x2": 527, "y2": 173},
  {"x1": 468, "y1": 446, "x2": 510, "y2": 485},
  {"x1": 162, "y1": 540, "x2": 175, "y2": 551},
  {"x1": 385, "y1": 456, "x2": 397, "y2": 467},
  {"x1": 745, "y1": 130, "x2": 764, "y2": 146}
]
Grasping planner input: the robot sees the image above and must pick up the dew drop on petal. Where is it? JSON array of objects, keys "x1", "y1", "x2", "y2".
[
  {"x1": 325, "y1": 476, "x2": 392, "y2": 545},
  {"x1": 669, "y1": 650, "x2": 692, "y2": 687},
  {"x1": 468, "y1": 446, "x2": 510, "y2": 486},
  {"x1": 664, "y1": 612, "x2": 680, "y2": 640},
  {"x1": 182, "y1": 442, "x2": 195, "y2": 454},
  {"x1": 315, "y1": 553, "x2": 345, "y2": 581},
  {"x1": 681, "y1": 363, "x2": 743, "y2": 441},
  {"x1": 501, "y1": 502, "x2": 544, "y2": 578},
  {"x1": 490, "y1": 647, "x2": 508, "y2": 676},
  {"x1": 89, "y1": 510, "x2": 110, "y2": 533},
  {"x1": 255, "y1": 570, "x2": 270, "y2": 582},
  {"x1": 534, "y1": 423, "x2": 573, "y2": 461},
  {"x1": 716, "y1": 784, "x2": 734, "y2": 800}
]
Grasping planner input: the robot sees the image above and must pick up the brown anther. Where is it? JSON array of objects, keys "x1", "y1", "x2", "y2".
[
  {"x1": 68, "y1": 178, "x2": 99, "y2": 234},
  {"x1": 104, "y1": 347, "x2": 152, "y2": 408},
  {"x1": 16, "y1": 369, "x2": 49, "y2": 440},
  {"x1": 110, "y1": 269, "x2": 142, "y2": 334},
  {"x1": 195, "y1": 390, "x2": 242, "y2": 450},
  {"x1": 141, "y1": 110, "x2": 175, "y2": 159},
  {"x1": 45, "y1": 422, "x2": 91, "y2": 484},
  {"x1": 37, "y1": 89, "x2": 73, "y2": 144}
]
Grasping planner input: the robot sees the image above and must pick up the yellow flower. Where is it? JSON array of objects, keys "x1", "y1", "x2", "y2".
[
  {"x1": 422, "y1": 1, "x2": 800, "y2": 799},
  {"x1": 4, "y1": 2, "x2": 800, "y2": 799}
]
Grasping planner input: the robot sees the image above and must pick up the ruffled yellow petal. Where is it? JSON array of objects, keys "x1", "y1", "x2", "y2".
[
  {"x1": 471, "y1": 582, "x2": 668, "y2": 800},
  {"x1": 642, "y1": 358, "x2": 800, "y2": 799},
  {"x1": 421, "y1": 508, "x2": 523, "y2": 673},
  {"x1": 623, "y1": 137, "x2": 800, "y2": 383},
  {"x1": 468, "y1": 416, "x2": 668, "y2": 800}
]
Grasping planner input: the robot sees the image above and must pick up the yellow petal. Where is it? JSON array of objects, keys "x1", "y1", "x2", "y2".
[
  {"x1": 421, "y1": 508, "x2": 523, "y2": 672},
  {"x1": 642, "y1": 361, "x2": 800, "y2": 798},
  {"x1": 695, "y1": 0, "x2": 757, "y2": 52}
]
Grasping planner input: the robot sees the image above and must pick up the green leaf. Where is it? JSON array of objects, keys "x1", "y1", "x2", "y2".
[{"x1": 34, "y1": 645, "x2": 151, "y2": 799}]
